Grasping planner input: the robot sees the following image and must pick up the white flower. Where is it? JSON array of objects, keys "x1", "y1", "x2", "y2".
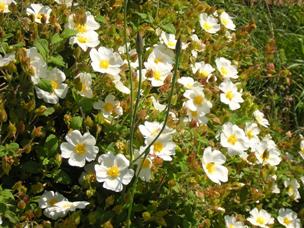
[
  {"x1": 144, "y1": 61, "x2": 172, "y2": 87},
  {"x1": 298, "y1": 139, "x2": 304, "y2": 159},
  {"x1": 60, "y1": 130, "x2": 99, "y2": 167},
  {"x1": 177, "y1": 76, "x2": 198, "y2": 89},
  {"x1": 0, "y1": 0, "x2": 13, "y2": 13},
  {"x1": 112, "y1": 77, "x2": 130, "y2": 94},
  {"x1": 253, "y1": 110, "x2": 269, "y2": 128},
  {"x1": 185, "y1": 108, "x2": 208, "y2": 125},
  {"x1": 150, "y1": 96, "x2": 166, "y2": 112},
  {"x1": 55, "y1": 0, "x2": 73, "y2": 7},
  {"x1": 134, "y1": 149, "x2": 152, "y2": 182},
  {"x1": 160, "y1": 31, "x2": 188, "y2": 50},
  {"x1": 191, "y1": 61, "x2": 215, "y2": 81},
  {"x1": 278, "y1": 208, "x2": 301, "y2": 228},
  {"x1": 254, "y1": 139, "x2": 281, "y2": 166},
  {"x1": 147, "y1": 44, "x2": 174, "y2": 65},
  {"x1": 90, "y1": 47, "x2": 124, "y2": 76},
  {"x1": 215, "y1": 57, "x2": 238, "y2": 79},
  {"x1": 284, "y1": 179, "x2": 301, "y2": 202},
  {"x1": 0, "y1": 52, "x2": 15, "y2": 67},
  {"x1": 70, "y1": 30, "x2": 100, "y2": 51},
  {"x1": 190, "y1": 34, "x2": 206, "y2": 58},
  {"x1": 95, "y1": 152, "x2": 134, "y2": 192},
  {"x1": 244, "y1": 122, "x2": 260, "y2": 149},
  {"x1": 26, "y1": 47, "x2": 47, "y2": 85},
  {"x1": 35, "y1": 68, "x2": 68, "y2": 104},
  {"x1": 220, "y1": 12, "x2": 236, "y2": 30},
  {"x1": 147, "y1": 135, "x2": 176, "y2": 161},
  {"x1": 67, "y1": 11, "x2": 100, "y2": 33},
  {"x1": 93, "y1": 94, "x2": 123, "y2": 119},
  {"x1": 183, "y1": 86, "x2": 212, "y2": 113},
  {"x1": 75, "y1": 72, "x2": 93, "y2": 98},
  {"x1": 202, "y1": 147, "x2": 228, "y2": 184},
  {"x1": 199, "y1": 13, "x2": 221, "y2": 34},
  {"x1": 26, "y1": 4, "x2": 52, "y2": 24},
  {"x1": 38, "y1": 191, "x2": 67, "y2": 209},
  {"x1": 45, "y1": 201, "x2": 89, "y2": 220},
  {"x1": 138, "y1": 121, "x2": 175, "y2": 143},
  {"x1": 219, "y1": 80, "x2": 244, "y2": 110},
  {"x1": 224, "y1": 215, "x2": 247, "y2": 228},
  {"x1": 247, "y1": 208, "x2": 274, "y2": 228},
  {"x1": 0, "y1": 215, "x2": 2, "y2": 225},
  {"x1": 220, "y1": 122, "x2": 249, "y2": 154}
]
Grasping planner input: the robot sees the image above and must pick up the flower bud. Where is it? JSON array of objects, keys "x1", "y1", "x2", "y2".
[
  {"x1": 8, "y1": 122, "x2": 17, "y2": 138},
  {"x1": 105, "y1": 195, "x2": 115, "y2": 207},
  {"x1": 142, "y1": 211, "x2": 151, "y2": 221}
]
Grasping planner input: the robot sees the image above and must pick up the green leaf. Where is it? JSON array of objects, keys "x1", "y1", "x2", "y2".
[
  {"x1": 61, "y1": 28, "x2": 77, "y2": 39},
  {"x1": 159, "y1": 23, "x2": 176, "y2": 34},
  {"x1": 53, "y1": 169, "x2": 71, "y2": 184},
  {"x1": 51, "y1": 33, "x2": 64, "y2": 45},
  {"x1": 37, "y1": 79, "x2": 53, "y2": 93},
  {"x1": 79, "y1": 97, "x2": 94, "y2": 113},
  {"x1": 95, "y1": 15, "x2": 105, "y2": 23},
  {"x1": 45, "y1": 134, "x2": 58, "y2": 154},
  {"x1": 21, "y1": 161, "x2": 41, "y2": 174},
  {"x1": 43, "y1": 107, "x2": 55, "y2": 116},
  {"x1": 48, "y1": 55, "x2": 65, "y2": 67},
  {"x1": 34, "y1": 39, "x2": 49, "y2": 61},
  {"x1": 70, "y1": 116, "x2": 83, "y2": 129}
]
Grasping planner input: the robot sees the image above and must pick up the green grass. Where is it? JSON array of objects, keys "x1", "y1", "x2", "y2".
[{"x1": 206, "y1": 0, "x2": 304, "y2": 131}]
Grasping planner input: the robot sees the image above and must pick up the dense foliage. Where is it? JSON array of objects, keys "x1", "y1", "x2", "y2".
[{"x1": 0, "y1": 0, "x2": 303, "y2": 227}]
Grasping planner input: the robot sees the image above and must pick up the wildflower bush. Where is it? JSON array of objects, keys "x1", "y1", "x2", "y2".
[{"x1": 0, "y1": 0, "x2": 303, "y2": 227}]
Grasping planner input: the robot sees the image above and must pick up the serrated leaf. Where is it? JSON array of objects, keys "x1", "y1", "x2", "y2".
[
  {"x1": 71, "y1": 116, "x2": 83, "y2": 129},
  {"x1": 51, "y1": 33, "x2": 64, "y2": 45},
  {"x1": 34, "y1": 39, "x2": 49, "y2": 61},
  {"x1": 48, "y1": 55, "x2": 65, "y2": 67},
  {"x1": 37, "y1": 79, "x2": 53, "y2": 93}
]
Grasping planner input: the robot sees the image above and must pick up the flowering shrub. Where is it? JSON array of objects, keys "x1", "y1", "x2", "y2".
[{"x1": 0, "y1": 0, "x2": 303, "y2": 227}]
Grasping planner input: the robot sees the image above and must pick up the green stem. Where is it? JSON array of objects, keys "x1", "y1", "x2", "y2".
[
  {"x1": 127, "y1": 39, "x2": 182, "y2": 227},
  {"x1": 123, "y1": 0, "x2": 134, "y2": 161}
]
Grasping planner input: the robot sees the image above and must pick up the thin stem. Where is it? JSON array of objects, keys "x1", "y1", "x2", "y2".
[
  {"x1": 127, "y1": 39, "x2": 182, "y2": 227},
  {"x1": 123, "y1": 0, "x2": 134, "y2": 161}
]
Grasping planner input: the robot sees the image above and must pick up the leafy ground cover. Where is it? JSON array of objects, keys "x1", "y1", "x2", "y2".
[{"x1": 0, "y1": 0, "x2": 303, "y2": 227}]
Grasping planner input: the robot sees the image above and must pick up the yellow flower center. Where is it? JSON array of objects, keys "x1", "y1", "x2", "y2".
[
  {"x1": 227, "y1": 134, "x2": 237, "y2": 145},
  {"x1": 191, "y1": 111, "x2": 198, "y2": 118},
  {"x1": 193, "y1": 95, "x2": 204, "y2": 106},
  {"x1": 246, "y1": 130, "x2": 254, "y2": 139},
  {"x1": 154, "y1": 58, "x2": 161, "y2": 64},
  {"x1": 76, "y1": 24, "x2": 87, "y2": 33},
  {"x1": 48, "y1": 198, "x2": 58, "y2": 206},
  {"x1": 0, "y1": 3, "x2": 5, "y2": 12},
  {"x1": 203, "y1": 22, "x2": 212, "y2": 31},
  {"x1": 154, "y1": 141, "x2": 164, "y2": 153},
  {"x1": 142, "y1": 159, "x2": 151, "y2": 168},
  {"x1": 36, "y1": 13, "x2": 44, "y2": 20},
  {"x1": 74, "y1": 143, "x2": 86, "y2": 155},
  {"x1": 256, "y1": 217, "x2": 266, "y2": 225},
  {"x1": 167, "y1": 41, "x2": 175, "y2": 48},
  {"x1": 50, "y1": 80, "x2": 59, "y2": 90},
  {"x1": 206, "y1": 162, "x2": 215, "y2": 174},
  {"x1": 107, "y1": 165, "x2": 120, "y2": 178},
  {"x1": 229, "y1": 225, "x2": 235, "y2": 228},
  {"x1": 99, "y1": 60, "x2": 110, "y2": 69},
  {"x1": 77, "y1": 36, "x2": 88, "y2": 43},
  {"x1": 198, "y1": 70, "x2": 209, "y2": 78},
  {"x1": 104, "y1": 102, "x2": 114, "y2": 113},
  {"x1": 300, "y1": 148, "x2": 304, "y2": 155},
  {"x1": 225, "y1": 91, "x2": 234, "y2": 100},
  {"x1": 220, "y1": 66, "x2": 228, "y2": 77},
  {"x1": 283, "y1": 217, "x2": 292, "y2": 225},
  {"x1": 221, "y1": 18, "x2": 229, "y2": 26},
  {"x1": 153, "y1": 71, "x2": 161, "y2": 80},
  {"x1": 288, "y1": 186, "x2": 294, "y2": 195}
]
